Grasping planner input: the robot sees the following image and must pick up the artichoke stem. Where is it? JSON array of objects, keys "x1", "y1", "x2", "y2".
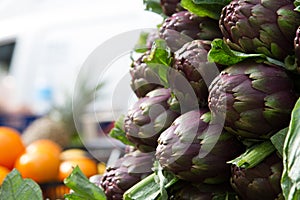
[{"x1": 228, "y1": 140, "x2": 276, "y2": 169}]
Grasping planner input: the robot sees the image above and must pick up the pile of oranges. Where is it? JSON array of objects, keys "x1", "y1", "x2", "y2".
[{"x1": 0, "y1": 126, "x2": 100, "y2": 186}]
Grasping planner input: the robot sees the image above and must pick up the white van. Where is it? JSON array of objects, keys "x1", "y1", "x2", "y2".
[{"x1": 0, "y1": 0, "x2": 162, "y2": 116}]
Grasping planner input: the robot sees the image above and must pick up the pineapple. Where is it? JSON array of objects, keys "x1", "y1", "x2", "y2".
[{"x1": 22, "y1": 77, "x2": 103, "y2": 148}]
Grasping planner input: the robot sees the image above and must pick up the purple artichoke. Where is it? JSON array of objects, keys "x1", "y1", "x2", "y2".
[
  {"x1": 159, "y1": 11, "x2": 222, "y2": 52},
  {"x1": 169, "y1": 182, "x2": 237, "y2": 200},
  {"x1": 160, "y1": 0, "x2": 184, "y2": 16},
  {"x1": 100, "y1": 150, "x2": 154, "y2": 200},
  {"x1": 220, "y1": 0, "x2": 300, "y2": 61},
  {"x1": 129, "y1": 51, "x2": 163, "y2": 98},
  {"x1": 156, "y1": 109, "x2": 244, "y2": 183},
  {"x1": 208, "y1": 61, "x2": 297, "y2": 139},
  {"x1": 124, "y1": 88, "x2": 179, "y2": 152},
  {"x1": 146, "y1": 31, "x2": 160, "y2": 50},
  {"x1": 167, "y1": 40, "x2": 221, "y2": 111},
  {"x1": 231, "y1": 153, "x2": 283, "y2": 200}
]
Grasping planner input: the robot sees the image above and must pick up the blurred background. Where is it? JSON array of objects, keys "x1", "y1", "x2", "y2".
[
  {"x1": 0, "y1": 0, "x2": 162, "y2": 160},
  {"x1": 0, "y1": 0, "x2": 161, "y2": 114}
]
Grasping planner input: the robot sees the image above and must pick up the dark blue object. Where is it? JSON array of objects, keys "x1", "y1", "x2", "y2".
[{"x1": 0, "y1": 114, "x2": 41, "y2": 133}]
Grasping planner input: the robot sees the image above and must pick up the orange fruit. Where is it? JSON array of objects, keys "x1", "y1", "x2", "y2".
[
  {"x1": 14, "y1": 150, "x2": 60, "y2": 183},
  {"x1": 26, "y1": 139, "x2": 62, "y2": 157},
  {"x1": 0, "y1": 165, "x2": 10, "y2": 185},
  {"x1": 58, "y1": 158, "x2": 98, "y2": 181},
  {"x1": 0, "y1": 126, "x2": 25, "y2": 169}
]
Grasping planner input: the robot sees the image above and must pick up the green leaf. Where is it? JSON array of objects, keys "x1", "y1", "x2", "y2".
[
  {"x1": 295, "y1": 0, "x2": 300, "y2": 11},
  {"x1": 208, "y1": 39, "x2": 286, "y2": 68},
  {"x1": 143, "y1": 0, "x2": 165, "y2": 16},
  {"x1": 145, "y1": 39, "x2": 172, "y2": 66},
  {"x1": 153, "y1": 161, "x2": 178, "y2": 200},
  {"x1": 0, "y1": 169, "x2": 43, "y2": 200},
  {"x1": 144, "y1": 39, "x2": 172, "y2": 87},
  {"x1": 282, "y1": 98, "x2": 300, "y2": 200},
  {"x1": 228, "y1": 140, "x2": 276, "y2": 168},
  {"x1": 192, "y1": 0, "x2": 231, "y2": 5},
  {"x1": 270, "y1": 127, "x2": 288, "y2": 157},
  {"x1": 208, "y1": 39, "x2": 258, "y2": 65},
  {"x1": 64, "y1": 166, "x2": 106, "y2": 200},
  {"x1": 109, "y1": 114, "x2": 134, "y2": 146},
  {"x1": 134, "y1": 32, "x2": 149, "y2": 53},
  {"x1": 123, "y1": 162, "x2": 178, "y2": 200},
  {"x1": 181, "y1": 0, "x2": 226, "y2": 20}
]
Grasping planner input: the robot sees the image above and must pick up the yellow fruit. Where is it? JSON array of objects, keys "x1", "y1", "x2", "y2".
[
  {"x1": 60, "y1": 149, "x2": 90, "y2": 160},
  {"x1": 0, "y1": 127, "x2": 25, "y2": 169},
  {"x1": 0, "y1": 165, "x2": 10, "y2": 185},
  {"x1": 97, "y1": 162, "x2": 106, "y2": 174}
]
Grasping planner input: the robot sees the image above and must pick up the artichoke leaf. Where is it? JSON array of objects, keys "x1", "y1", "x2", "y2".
[
  {"x1": 270, "y1": 127, "x2": 288, "y2": 157},
  {"x1": 181, "y1": 0, "x2": 223, "y2": 20},
  {"x1": 109, "y1": 114, "x2": 135, "y2": 146},
  {"x1": 192, "y1": 0, "x2": 231, "y2": 5},
  {"x1": 208, "y1": 39, "x2": 286, "y2": 68},
  {"x1": 281, "y1": 98, "x2": 300, "y2": 200}
]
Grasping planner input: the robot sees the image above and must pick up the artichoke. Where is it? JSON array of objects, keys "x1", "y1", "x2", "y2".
[
  {"x1": 100, "y1": 150, "x2": 154, "y2": 200},
  {"x1": 146, "y1": 31, "x2": 160, "y2": 50},
  {"x1": 160, "y1": 0, "x2": 184, "y2": 16},
  {"x1": 129, "y1": 51, "x2": 163, "y2": 98},
  {"x1": 156, "y1": 109, "x2": 244, "y2": 183},
  {"x1": 169, "y1": 181, "x2": 237, "y2": 200},
  {"x1": 208, "y1": 61, "x2": 297, "y2": 139},
  {"x1": 167, "y1": 40, "x2": 221, "y2": 111},
  {"x1": 220, "y1": 0, "x2": 300, "y2": 61},
  {"x1": 159, "y1": 11, "x2": 222, "y2": 52},
  {"x1": 124, "y1": 88, "x2": 179, "y2": 152},
  {"x1": 231, "y1": 153, "x2": 283, "y2": 200}
]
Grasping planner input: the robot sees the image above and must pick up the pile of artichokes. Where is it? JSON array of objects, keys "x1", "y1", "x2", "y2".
[{"x1": 99, "y1": 0, "x2": 300, "y2": 199}]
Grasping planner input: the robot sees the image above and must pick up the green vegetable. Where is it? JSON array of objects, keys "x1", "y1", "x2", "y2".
[
  {"x1": 124, "y1": 88, "x2": 179, "y2": 152},
  {"x1": 64, "y1": 166, "x2": 106, "y2": 200},
  {"x1": 231, "y1": 153, "x2": 283, "y2": 200},
  {"x1": 219, "y1": 0, "x2": 300, "y2": 61},
  {"x1": 159, "y1": 10, "x2": 222, "y2": 52},
  {"x1": 100, "y1": 150, "x2": 154, "y2": 200},
  {"x1": 156, "y1": 109, "x2": 244, "y2": 184},
  {"x1": 168, "y1": 40, "x2": 216, "y2": 111},
  {"x1": 282, "y1": 98, "x2": 300, "y2": 200},
  {"x1": 208, "y1": 61, "x2": 297, "y2": 139},
  {"x1": 0, "y1": 169, "x2": 43, "y2": 200}
]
